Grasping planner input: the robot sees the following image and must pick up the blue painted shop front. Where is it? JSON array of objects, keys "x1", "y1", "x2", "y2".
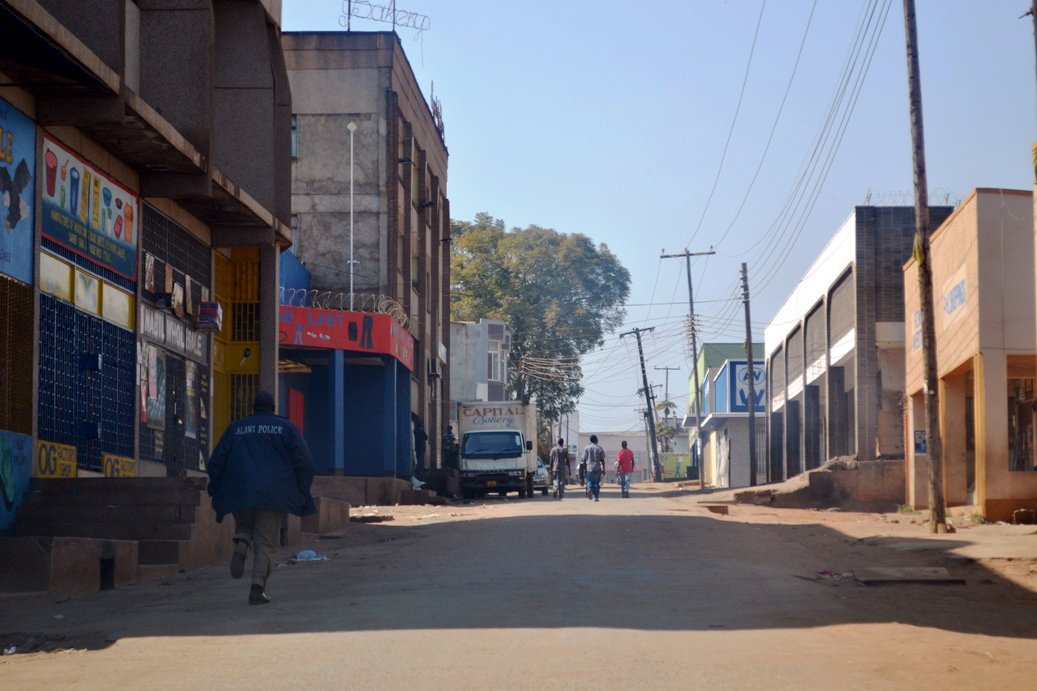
[{"x1": 279, "y1": 349, "x2": 412, "y2": 478}]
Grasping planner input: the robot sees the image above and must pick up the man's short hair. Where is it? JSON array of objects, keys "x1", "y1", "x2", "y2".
[
  {"x1": 621, "y1": 440, "x2": 628, "y2": 448},
  {"x1": 253, "y1": 390, "x2": 275, "y2": 413},
  {"x1": 590, "y1": 434, "x2": 598, "y2": 444},
  {"x1": 557, "y1": 438, "x2": 565, "y2": 445}
]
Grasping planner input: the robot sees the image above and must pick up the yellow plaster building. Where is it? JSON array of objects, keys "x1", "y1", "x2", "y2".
[{"x1": 904, "y1": 189, "x2": 1037, "y2": 521}]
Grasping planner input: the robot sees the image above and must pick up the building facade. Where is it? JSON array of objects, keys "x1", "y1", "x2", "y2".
[
  {"x1": 283, "y1": 31, "x2": 450, "y2": 472},
  {"x1": 686, "y1": 342, "x2": 763, "y2": 481},
  {"x1": 764, "y1": 206, "x2": 952, "y2": 484},
  {"x1": 449, "y1": 318, "x2": 510, "y2": 410},
  {"x1": 699, "y1": 357, "x2": 767, "y2": 488},
  {"x1": 904, "y1": 189, "x2": 1037, "y2": 521},
  {"x1": 0, "y1": 0, "x2": 291, "y2": 529}
]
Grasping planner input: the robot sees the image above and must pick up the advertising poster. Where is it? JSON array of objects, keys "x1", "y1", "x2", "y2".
[
  {"x1": 0, "y1": 98, "x2": 36, "y2": 284},
  {"x1": 40, "y1": 134, "x2": 138, "y2": 280},
  {"x1": 0, "y1": 430, "x2": 33, "y2": 532},
  {"x1": 185, "y1": 360, "x2": 198, "y2": 440},
  {"x1": 146, "y1": 346, "x2": 166, "y2": 429}
]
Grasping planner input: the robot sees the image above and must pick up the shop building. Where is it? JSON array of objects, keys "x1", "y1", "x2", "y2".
[
  {"x1": 765, "y1": 206, "x2": 952, "y2": 483},
  {"x1": 283, "y1": 31, "x2": 451, "y2": 472},
  {"x1": 686, "y1": 342, "x2": 763, "y2": 481},
  {"x1": 0, "y1": 0, "x2": 291, "y2": 530},
  {"x1": 904, "y1": 189, "x2": 1037, "y2": 521},
  {"x1": 698, "y1": 357, "x2": 767, "y2": 488}
]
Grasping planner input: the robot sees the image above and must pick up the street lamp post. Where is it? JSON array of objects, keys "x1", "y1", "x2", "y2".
[{"x1": 347, "y1": 121, "x2": 357, "y2": 310}]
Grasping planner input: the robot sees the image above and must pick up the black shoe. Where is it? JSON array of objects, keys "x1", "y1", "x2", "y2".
[
  {"x1": 249, "y1": 584, "x2": 271, "y2": 605},
  {"x1": 230, "y1": 540, "x2": 248, "y2": 580}
]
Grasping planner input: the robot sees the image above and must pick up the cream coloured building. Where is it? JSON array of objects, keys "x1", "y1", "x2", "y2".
[{"x1": 904, "y1": 188, "x2": 1037, "y2": 521}]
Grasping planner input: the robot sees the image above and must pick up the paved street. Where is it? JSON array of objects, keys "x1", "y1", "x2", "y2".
[{"x1": 2, "y1": 484, "x2": 1037, "y2": 689}]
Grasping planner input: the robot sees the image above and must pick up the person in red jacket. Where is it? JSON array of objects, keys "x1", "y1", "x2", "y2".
[{"x1": 616, "y1": 440, "x2": 636, "y2": 498}]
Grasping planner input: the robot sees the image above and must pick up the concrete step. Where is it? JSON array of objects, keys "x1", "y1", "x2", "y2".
[
  {"x1": 0, "y1": 536, "x2": 137, "y2": 595},
  {"x1": 14, "y1": 519, "x2": 193, "y2": 541},
  {"x1": 22, "y1": 504, "x2": 198, "y2": 524}
]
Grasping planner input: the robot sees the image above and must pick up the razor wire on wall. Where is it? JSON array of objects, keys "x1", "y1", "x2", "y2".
[{"x1": 280, "y1": 288, "x2": 409, "y2": 330}]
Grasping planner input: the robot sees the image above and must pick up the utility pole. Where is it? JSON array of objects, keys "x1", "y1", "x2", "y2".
[
  {"x1": 903, "y1": 0, "x2": 946, "y2": 533},
  {"x1": 740, "y1": 263, "x2": 758, "y2": 486},
  {"x1": 662, "y1": 248, "x2": 715, "y2": 488},
  {"x1": 622, "y1": 326, "x2": 662, "y2": 482}
]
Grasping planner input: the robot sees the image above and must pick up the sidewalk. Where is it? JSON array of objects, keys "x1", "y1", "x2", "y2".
[{"x1": 674, "y1": 481, "x2": 1037, "y2": 587}]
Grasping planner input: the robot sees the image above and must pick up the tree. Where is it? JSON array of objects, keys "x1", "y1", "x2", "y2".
[
  {"x1": 654, "y1": 399, "x2": 677, "y2": 452},
  {"x1": 451, "y1": 213, "x2": 630, "y2": 425}
]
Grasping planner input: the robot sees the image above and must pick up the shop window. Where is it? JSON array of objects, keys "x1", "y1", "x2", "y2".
[{"x1": 1008, "y1": 379, "x2": 1036, "y2": 472}]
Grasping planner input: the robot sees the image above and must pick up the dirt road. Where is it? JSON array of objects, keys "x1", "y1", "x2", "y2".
[{"x1": 2, "y1": 483, "x2": 1036, "y2": 689}]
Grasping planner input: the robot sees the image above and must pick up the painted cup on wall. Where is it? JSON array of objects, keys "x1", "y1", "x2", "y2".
[
  {"x1": 69, "y1": 168, "x2": 80, "y2": 214},
  {"x1": 123, "y1": 204, "x2": 134, "y2": 243},
  {"x1": 44, "y1": 149, "x2": 57, "y2": 197}
]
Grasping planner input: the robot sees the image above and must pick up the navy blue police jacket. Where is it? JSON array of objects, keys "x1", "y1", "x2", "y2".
[{"x1": 206, "y1": 412, "x2": 316, "y2": 522}]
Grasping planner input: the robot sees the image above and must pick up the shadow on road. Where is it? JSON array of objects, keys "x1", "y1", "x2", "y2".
[{"x1": 3, "y1": 500, "x2": 1036, "y2": 651}]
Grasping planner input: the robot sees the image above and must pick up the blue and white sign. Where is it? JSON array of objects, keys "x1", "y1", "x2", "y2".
[
  {"x1": 730, "y1": 362, "x2": 765, "y2": 413},
  {"x1": 0, "y1": 98, "x2": 36, "y2": 284}
]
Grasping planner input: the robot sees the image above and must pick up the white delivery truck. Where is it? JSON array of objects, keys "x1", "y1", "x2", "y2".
[{"x1": 456, "y1": 401, "x2": 538, "y2": 499}]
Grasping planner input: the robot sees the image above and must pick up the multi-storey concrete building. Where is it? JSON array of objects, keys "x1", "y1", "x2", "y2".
[
  {"x1": 282, "y1": 31, "x2": 450, "y2": 473},
  {"x1": 0, "y1": 0, "x2": 290, "y2": 521},
  {"x1": 765, "y1": 206, "x2": 952, "y2": 483},
  {"x1": 904, "y1": 189, "x2": 1037, "y2": 521},
  {"x1": 449, "y1": 318, "x2": 510, "y2": 409},
  {"x1": 0, "y1": 1, "x2": 297, "y2": 599}
]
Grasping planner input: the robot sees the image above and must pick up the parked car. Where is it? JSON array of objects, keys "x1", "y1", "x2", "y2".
[{"x1": 533, "y1": 457, "x2": 550, "y2": 495}]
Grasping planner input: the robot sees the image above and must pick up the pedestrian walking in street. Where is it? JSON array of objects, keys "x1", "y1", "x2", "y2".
[
  {"x1": 207, "y1": 391, "x2": 316, "y2": 605},
  {"x1": 549, "y1": 437, "x2": 571, "y2": 499},
  {"x1": 413, "y1": 418, "x2": 428, "y2": 473},
  {"x1": 616, "y1": 440, "x2": 635, "y2": 498},
  {"x1": 581, "y1": 434, "x2": 606, "y2": 501},
  {"x1": 442, "y1": 425, "x2": 459, "y2": 469}
]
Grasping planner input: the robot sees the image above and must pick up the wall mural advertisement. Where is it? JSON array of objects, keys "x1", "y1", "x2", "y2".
[
  {"x1": 0, "y1": 430, "x2": 33, "y2": 532},
  {"x1": 40, "y1": 135, "x2": 139, "y2": 280},
  {"x1": 0, "y1": 98, "x2": 36, "y2": 284}
]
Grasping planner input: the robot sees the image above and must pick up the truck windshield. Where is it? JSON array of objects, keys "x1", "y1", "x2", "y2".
[{"x1": 461, "y1": 431, "x2": 523, "y2": 458}]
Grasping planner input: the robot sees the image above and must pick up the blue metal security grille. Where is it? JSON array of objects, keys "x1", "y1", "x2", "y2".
[{"x1": 38, "y1": 295, "x2": 135, "y2": 470}]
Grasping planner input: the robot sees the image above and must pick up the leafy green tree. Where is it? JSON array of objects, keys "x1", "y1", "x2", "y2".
[
  {"x1": 654, "y1": 399, "x2": 677, "y2": 451},
  {"x1": 451, "y1": 213, "x2": 630, "y2": 425}
]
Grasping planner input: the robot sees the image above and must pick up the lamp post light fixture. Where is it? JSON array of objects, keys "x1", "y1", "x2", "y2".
[{"x1": 347, "y1": 121, "x2": 357, "y2": 310}]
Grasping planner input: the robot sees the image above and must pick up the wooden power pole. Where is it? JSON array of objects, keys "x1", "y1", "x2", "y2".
[
  {"x1": 741, "y1": 263, "x2": 758, "y2": 487},
  {"x1": 903, "y1": 0, "x2": 946, "y2": 533},
  {"x1": 622, "y1": 327, "x2": 662, "y2": 482},
  {"x1": 661, "y1": 248, "x2": 715, "y2": 488}
]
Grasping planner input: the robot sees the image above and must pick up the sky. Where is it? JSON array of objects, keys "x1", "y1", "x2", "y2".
[{"x1": 283, "y1": 1, "x2": 1037, "y2": 433}]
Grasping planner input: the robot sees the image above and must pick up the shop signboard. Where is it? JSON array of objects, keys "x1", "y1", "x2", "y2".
[
  {"x1": 102, "y1": 453, "x2": 137, "y2": 477},
  {"x1": 277, "y1": 305, "x2": 415, "y2": 370},
  {"x1": 0, "y1": 98, "x2": 36, "y2": 284},
  {"x1": 40, "y1": 135, "x2": 138, "y2": 280},
  {"x1": 34, "y1": 440, "x2": 77, "y2": 478}
]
